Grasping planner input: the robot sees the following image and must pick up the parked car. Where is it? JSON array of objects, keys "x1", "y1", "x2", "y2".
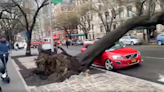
[
  {"x1": 119, "y1": 36, "x2": 142, "y2": 45},
  {"x1": 76, "y1": 40, "x2": 83, "y2": 45},
  {"x1": 71, "y1": 39, "x2": 78, "y2": 45},
  {"x1": 156, "y1": 33, "x2": 164, "y2": 45},
  {"x1": 83, "y1": 39, "x2": 93, "y2": 44},
  {"x1": 81, "y1": 42, "x2": 141, "y2": 70}
]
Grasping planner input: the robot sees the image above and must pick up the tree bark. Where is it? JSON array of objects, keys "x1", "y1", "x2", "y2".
[
  {"x1": 77, "y1": 12, "x2": 164, "y2": 69},
  {"x1": 85, "y1": 33, "x2": 88, "y2": 39},
  {"x1": 26, "y1": 31, "x2": 32, "y2": 56}
]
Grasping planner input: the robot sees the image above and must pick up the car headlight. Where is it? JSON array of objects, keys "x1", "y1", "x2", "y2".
[{"x1": 112, "y1": 55, "x2": 124, "y2": 59}]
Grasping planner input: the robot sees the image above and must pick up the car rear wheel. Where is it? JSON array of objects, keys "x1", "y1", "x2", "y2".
[
  {"x1": 158, "y1": 41, "x2": 162, "y2": 45},
  {"x1": 130, "y1": 41, "x2": 134, "y2": 46},
  {"x1": 105, "y1": 59, "x2": 114, "y2": 71}
]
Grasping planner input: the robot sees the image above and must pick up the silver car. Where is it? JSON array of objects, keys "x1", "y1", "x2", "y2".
[{"x1": 119, "y1": 36, "x2": 142, "y2": 45}]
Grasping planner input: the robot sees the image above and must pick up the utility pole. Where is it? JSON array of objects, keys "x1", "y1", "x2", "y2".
[{"x1": 49, "y1": 0, "x2": 54, "y2": 52}]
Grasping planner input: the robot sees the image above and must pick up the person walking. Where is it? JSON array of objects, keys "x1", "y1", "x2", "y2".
[
  {"x1": 0, "y1": 36, "x2": 12, "y2": 80},
  {"x1": 66, "y1": 40, "x2": 69, "y2": 49}
]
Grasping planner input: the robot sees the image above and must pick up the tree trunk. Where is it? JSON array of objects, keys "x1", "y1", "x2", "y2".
[
  {"x1": 26, "y1": 31, "x2": 32, "y2": 56},
  {"x1": 85, "y1": 33, "x2": 88, "y2": 39},
  {"x1": 78, "y1": 16, "x2": 160, "y2": 69}
]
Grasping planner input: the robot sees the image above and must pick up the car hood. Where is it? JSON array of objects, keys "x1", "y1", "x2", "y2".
[{"x1": 106, "y1": 47, "x2": 138, "y2": 55}]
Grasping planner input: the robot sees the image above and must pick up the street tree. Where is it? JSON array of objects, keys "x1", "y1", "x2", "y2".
[
  {"x1": 94, "y1": 0, "x2": 120, "y2": 33},
  {"x1": 0, "y1": 7, "x2": 25, "y2": 42},
  {"x1": 36, "y1": 0, "x2": 164, "y2": 81},
  {"x1": 10, "y1": 0, "x2": 49, "y2": 56},
  {"x1": 55, "y1": 12, "x2": 78, "y2": 39},
  {"x1": 76, "y1": 2, "x2": 93, "y2": 39}
]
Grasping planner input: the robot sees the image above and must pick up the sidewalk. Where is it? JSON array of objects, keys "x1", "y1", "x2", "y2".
[
  {"x1": 0, "y1": 58, "x2": 28, "y2": 92},
  {"x1": 15, "y1": 56, "x2": 164, "y2": 92}
]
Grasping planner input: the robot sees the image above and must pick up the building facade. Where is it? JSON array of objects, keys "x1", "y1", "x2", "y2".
[{"x1": 76, "y1": 0, "x2": 164, "y2": 42}]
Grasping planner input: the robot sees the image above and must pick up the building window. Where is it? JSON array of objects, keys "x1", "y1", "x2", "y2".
[
  {"x1": 113, "y1": 24, "x2": 116, "y2": 29},
  {"x1": 63, "y1": 7, "x2": 68, "y2": 11},
  {"x1": 119, "y1": 9, "x2": 124, "y2": 19},
  {"x1": 105, "y1": 12, "x2": 109, "y2": 20},
  {"x1": 92, "y1": 24, "x2": 94, "y2": 30},
  {"x1": 93, "y1": 34, "x2": 95, "y2": 39},
  {"x1": 89, "y1": 34, "x2": 91, "y2": 39},
  {"x1": 127, "y1": 7, "x2": 132, "y2": 17},
  {"x1": 71, "y1": 7, "x2": 75, "y2": 11},
  {"x1": 99, "y1": 5, "x2": 102, "y2": 10},
  {"x1": 100, "y1": 25, "x2": 103, "y2": 32}
]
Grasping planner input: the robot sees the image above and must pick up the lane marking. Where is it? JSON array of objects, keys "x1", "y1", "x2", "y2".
[{"x1": 142, "y1": 56, "x2": 164, "y2": 60}]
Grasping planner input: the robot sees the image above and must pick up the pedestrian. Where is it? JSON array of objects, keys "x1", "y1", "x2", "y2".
[
  {"x1": 0, "y1": 36, "x2": 12, "y2": 79},
  {"x1": 66, "y1": 40, "x2": 69, "y2": 49}
]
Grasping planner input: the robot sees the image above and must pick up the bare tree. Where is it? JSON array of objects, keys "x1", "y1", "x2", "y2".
[
  {"x1": 76, "y1": 2, "x2": 93, "y2": 39},
  {"x1": 55, "y1": 12, "x2": 78, "y2": 39},
  {"x1": 10, "y1": 0, "x2": 49, "y2": 55},
  {"x1": 93, "y1": 0, "x2": 120, "y2": 33}
]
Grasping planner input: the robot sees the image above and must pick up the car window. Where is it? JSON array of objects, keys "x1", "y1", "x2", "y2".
[
  {"x1": 85, "y1": 44, "x2": 92, "y2": 48},
  {"x1": 130, "y1": 37, "x2": 137, "y2": 39},
  {"x1": 159, "y1": 34, "x2": 164, "y2": 36},
  {"x1": 106, "y1": 43, "x2": 124, "y2": 51},
  {"x1": 122, "y1": 36, "x2": 128, "y2": 39}
]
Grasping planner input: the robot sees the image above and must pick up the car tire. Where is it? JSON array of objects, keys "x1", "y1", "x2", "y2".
[
  {"x1": 105, "y1": 59, "x2": 114, "y2": 71},
  {"x1": 130, "y1": 41, "x2": 134, "y2": 46},
  {"x1": 158, "y1": 41, "x2": 162, "y2": 45}
]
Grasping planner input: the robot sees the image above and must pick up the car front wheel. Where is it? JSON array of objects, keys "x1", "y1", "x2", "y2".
[
  {"x1": 158, "y1": 41, "x2": 162, "y2": 45},
  {"x1": 105, "y1": 59, "x2": 114, "y2": 71}
]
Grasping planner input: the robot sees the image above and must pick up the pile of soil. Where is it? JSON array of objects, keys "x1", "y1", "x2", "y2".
[{"x1": 34, "y1": 46, "x2": 83, "y2": 82}]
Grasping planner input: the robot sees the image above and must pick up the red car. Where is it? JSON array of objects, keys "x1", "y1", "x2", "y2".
[{"x1": 81, "y1": 42, "x2": 141, "y2": 70}]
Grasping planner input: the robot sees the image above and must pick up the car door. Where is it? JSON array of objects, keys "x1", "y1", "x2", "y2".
[
  {"x1": 121, "y1": 36, "x2": 128, "y2": 44},
  {"x1": 126, "y1": 36, "x2": 131, "y2": 44}
]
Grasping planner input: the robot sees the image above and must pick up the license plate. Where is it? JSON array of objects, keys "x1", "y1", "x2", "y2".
[{"x1": 131, "y1": 59, "x2": 137, "y2": 63}]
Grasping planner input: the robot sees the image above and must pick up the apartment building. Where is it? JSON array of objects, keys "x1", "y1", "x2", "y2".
[{"x1": 76, "y1": 0, "x2": 164, "y2": 41}]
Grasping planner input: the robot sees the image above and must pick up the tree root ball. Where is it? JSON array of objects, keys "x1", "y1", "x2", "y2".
[{"x1": 34, "y1": 47, "x2": 83, "y2": 82}]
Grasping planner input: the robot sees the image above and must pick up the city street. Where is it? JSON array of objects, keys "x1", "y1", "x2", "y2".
[{"x1": 61, "y1": 45, "x2": 164, "y2": 85}]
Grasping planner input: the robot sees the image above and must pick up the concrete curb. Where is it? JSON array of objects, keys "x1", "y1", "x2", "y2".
[{"x1": 11, "y1": 59, "x2": 30, "y2": 92}]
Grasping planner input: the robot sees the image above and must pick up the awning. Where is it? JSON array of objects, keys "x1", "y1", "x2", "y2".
[
  {"x1": 133, "y1": 25, "x2": 156, "y2": 30},
  {"x1": 66, "y1": 34, "x2": 86, "y2": 37}
]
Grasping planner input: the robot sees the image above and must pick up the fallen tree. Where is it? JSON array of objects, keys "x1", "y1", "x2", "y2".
[{"x1": 35, "y1": 0, "x2": 164, "y2": 82}]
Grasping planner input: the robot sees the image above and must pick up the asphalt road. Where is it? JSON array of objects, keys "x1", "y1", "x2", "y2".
[{"x1": 61, "y1": 45, "x2": 164, "y2": 85}]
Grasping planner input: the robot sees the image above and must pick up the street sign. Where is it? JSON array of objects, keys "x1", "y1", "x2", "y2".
[{"x1": 51, "y1": 0, "x2": 62, "y2": 3}]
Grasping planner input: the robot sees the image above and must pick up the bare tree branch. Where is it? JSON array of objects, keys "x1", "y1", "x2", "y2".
[
  {"x1": 35, "y1": 0, "x2": 39, "y2": 8},
  {"x1": 0, "y1": 17, "x2": 25, "y2": 27},
  {"x1": 29, "y1": 0, "x2": 49, "y2": 32},
  {"x1": 11, "y1": 0, "x2": 29, "y2": 30}
]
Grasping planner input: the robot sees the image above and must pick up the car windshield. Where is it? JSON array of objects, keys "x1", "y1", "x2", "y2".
[
  {"x1": 130, "y1": 37, "x2": 137, "y2": 39},
  {"x1": 105, "y1": 43, "x2": 124, "y2": 51}
]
